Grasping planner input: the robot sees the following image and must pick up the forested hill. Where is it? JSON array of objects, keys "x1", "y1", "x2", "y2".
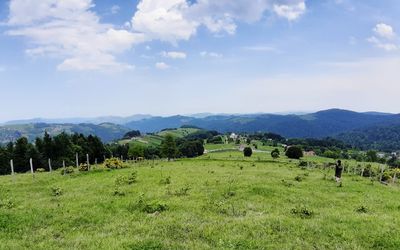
[
  {"x1": 0, "y1": 123, "x2": 129, "y2": 143},
  {"x1": 125, "y1": 109, "x2": 400, "y2": 138},
  {"x1": 335, "y1": 124, "x2": 400, "y2": 152}
]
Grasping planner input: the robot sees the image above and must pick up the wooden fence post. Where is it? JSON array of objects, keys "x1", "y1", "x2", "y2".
[
  {"x1": 86, "y1": 154, "x2": 90, "y2": 171},
  {"x1": 76, "y1": 153, "x2": 79, "y2": 168},
  {"x1": 380, "y1": 165, "x2": 385, "y2": 182},
  {"x1": 30, "y1": 158, "x2": 34, "y2": 178},
  {"x1": 48, "y1": 158, "x2": 52, "y2": 173},
  {"x1": 10, "y1": 159, "x2": 14, "y2": 176}
]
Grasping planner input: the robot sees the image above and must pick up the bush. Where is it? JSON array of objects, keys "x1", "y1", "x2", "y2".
[
  {"x1": 243, "y1": 147, "x2": 253, "y2": 157},
  {"x1": 51, "y1": 187, "x2": 63, "y2": 196},
  {"x1": 285, "y1": 146, "x2": 303, "y2": 159},
  {"x1": 36, "y1": 168, "x2": 46, "y2": 173},
  {"x1": 129, "y1": 195, "x2": 168, "y2": 214},
  {"x1": 60, "y1": 166, "x2": 75, "y2": 175},
  {"x1": 104, "y1": 157, "x2": 124, "y2": 169},
  {"x1": 271, "y1": 148, "x2": 280, "y2": 159},
  {"x1": 355, "y1": 205, "x2": 369, "y2": 213},
  {"x1": 291, "y1": 206, "x2": 314, "y2": 218},
  {"x1": 78, "y1": 163, "x2": 89, "y2": 172}
]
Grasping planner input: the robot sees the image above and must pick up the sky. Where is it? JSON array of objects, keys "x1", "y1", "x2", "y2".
[{"x1": 0, "y1": 0, "x2": 400, "y2": 122}]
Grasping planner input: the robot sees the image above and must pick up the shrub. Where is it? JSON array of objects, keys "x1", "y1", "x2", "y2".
[
  {"x1": 60, "y1": 166, "x2": 75, "y2": 175},
  {"x1": 51, "y1": 187, "x2": 63, "y2": 196},
  {"x1": 298, "y1": 161, "x2": 308, "y2": 167},
  {"x1": 79, "y1": 163, "x2": 89, "y2": 172},
  {"x1": 355, "y1": 205, "x2": 369, "y2": 213},
  {"x1": 160, "y1": 176, "x2": 171, "y2": 185},
  {"x1": 127, "y1": 171, "x2": 138, "y2": 184},
  {"x1": 36, "y1": 168, "x2": 46, "y2": 173},
  {"x1": 113, "y1": 188, "x2": 126, "y2": 196},
  {"x1": 291, "y1": 206, "x2": 314, "y2": 218},
  {"x1": 243, "y1": 147, "x2": 253, "y2": 157},
  {"x1": 104, "y1": 158, "x2": 124, "y2": 169},
  {"x1": 271, "y1": 148, "x2": 280, "y2": 159},
  {"x1": 174, "y1": 185, "x2": 191, "y2": 196},
  {"x1": 294, "y1": 175, "x2": 303, "y2": 182},
  {"x1": 129, "y1": 195, "x2": 168, "y2": 214},
  {"x1": 285, "y1": 146, "x2": 303, "y2": 159}
]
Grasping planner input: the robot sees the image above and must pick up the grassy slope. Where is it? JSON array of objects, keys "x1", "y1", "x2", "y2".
[{"x1": 0, "y1": 151, "x2": 399, "y2": 249}]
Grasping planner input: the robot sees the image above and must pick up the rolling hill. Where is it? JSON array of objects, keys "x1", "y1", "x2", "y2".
[
  {"x1": 125, "y1": 109, "x2": 400, "y2": 138},
  {"x1": 0, "y1": 123, "x2": 129, "y2": 143}
]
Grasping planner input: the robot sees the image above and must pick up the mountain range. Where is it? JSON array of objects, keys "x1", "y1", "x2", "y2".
[{"x1": 1, "y1": 109, "x2": 400, "y2": 151}]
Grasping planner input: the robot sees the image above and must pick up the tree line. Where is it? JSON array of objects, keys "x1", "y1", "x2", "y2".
[{"x1": 0, "y1": 132, "x2": 204, "y2": 175}]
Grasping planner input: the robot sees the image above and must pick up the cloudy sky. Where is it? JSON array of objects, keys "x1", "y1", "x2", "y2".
[{"x1": 0, "y1": 0, "x2": 399, "y2": 121}]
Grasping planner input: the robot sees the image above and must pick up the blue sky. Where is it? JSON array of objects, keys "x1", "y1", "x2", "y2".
[{"x1": 0, "y1": 0, "x2": 400, "y2": 122}]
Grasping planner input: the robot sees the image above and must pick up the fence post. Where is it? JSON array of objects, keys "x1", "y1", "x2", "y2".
[
  {"x1": 48, "y1": 158, "x2": 52, "y2": 173},
  {"x1": 63, "y1": 160, "x2": 66, "y2": 176},
  {"x1": 10, "y1": 159, "x2": 15, "y2": 182},
  {"x1": 76, "y1": 153, "x2": 79, "y2": 167},
  {"x1": 30, "y1": 158, "x2": 34, "y2": 178},
  {"x1": 86, "y1": 154, "x2": 90, "y2": 171}
]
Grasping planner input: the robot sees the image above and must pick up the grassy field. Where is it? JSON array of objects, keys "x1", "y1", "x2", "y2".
[{"x1": 1, "y1": 150, "x2": 400, "y2": 249}]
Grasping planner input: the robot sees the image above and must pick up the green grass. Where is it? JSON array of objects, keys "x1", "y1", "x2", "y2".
[
  {"x1": 1, "y1": 152, "x2": 399, "y2": 249},
  {"x1": 157, "y1": 128, "x2": 200, "y2": 138}
]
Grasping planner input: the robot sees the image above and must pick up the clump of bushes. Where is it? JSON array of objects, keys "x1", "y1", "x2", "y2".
[
  {"x1": 79, "y1": 163, "x2": 89, "y2": 172},
  {"x1": 160, "y1": 176, "x2": 171, "y2": 185},
  {"x1": 286, "y1": 146, "x2": 303, "y2": 159},
  {"x1": 60, "y1": 166, "x2": 75, "y2": 175},
  {"x1": 291, "y1": 206, "x2": 314, "y2": 218},
  {"x1": 128, "y1": 194, "x2": 168, "y2": 214},
  {"x1": 36, "y1": 168, "x2": 46, "y2": 173},
  {"x1": 51, "y1": 187, "x2": 63, "y2": 196},
  {"x1": 355, "y1": 205, "x2": 369, "y2": 213},
  {"x1": 243, "y1": 147, "x2": 253, "y2": 157},
  {"x1": 294, "y1": 175, "x2": 304, "y2": 182},
  {"x1": 115, "y1": 171, "x2": 138, "y2": 186},
  {"x1": 104, "y1": 157, "x2": 125, "y2": 169},
  {"x1": 271, "y1": 148, "x2": 280, "y2": 159}
]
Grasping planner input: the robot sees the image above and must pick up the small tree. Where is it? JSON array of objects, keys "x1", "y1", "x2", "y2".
[
  {"x1": 244, "y1": 147, "x2": 253, "y2": 157},
  {"x1": 285, "y1": 146, "x2": 303, "y2": 159},
  {"x1": 271, "y1": 148, "x2": 280, "y2": 159},
  {"x1": 128, "y1": 144, "x2": 145, "y2": 159},
  {"x1": 161, "y1": 134, "x2": 178, "y2": 161}
]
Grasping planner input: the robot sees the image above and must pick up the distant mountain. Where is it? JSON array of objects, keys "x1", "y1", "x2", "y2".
[
  {"x1": 3, "y1": 114, "x2": 152, "y2": 125},
  {"x1": 335, "y1": 124, "x2": 400, "y2": 152},
  {"x1": 0, "y1": 123, "x2": 130, "y2": 143},
  {"x1": 125, "y1": 109, "x2": 400, "y2": 138}
]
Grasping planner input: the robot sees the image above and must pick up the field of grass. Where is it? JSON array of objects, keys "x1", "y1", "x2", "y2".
[{"x1": 1, "y1": 151, "x2": 400, "y2": 249}]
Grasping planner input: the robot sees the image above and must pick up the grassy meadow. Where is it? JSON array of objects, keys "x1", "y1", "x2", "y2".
[{"x1": 1, "y1": 149, "x2": 400, "y2": 249}]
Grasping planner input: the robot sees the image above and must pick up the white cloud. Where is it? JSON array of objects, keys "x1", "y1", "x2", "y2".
[
  {"x1": 6, "y1": 0, "x2": 145, "y2": 71},
  {"x1": 161, "y1": 51, "x2": 187, "y2": 59},
  {"x1": 131, "y1": 0, "x2": 307, "y2": 42},
  {"x1": 273, "y1": 2, "x2": 306, "y2": 21},
  {"x1": 374, "y1": 23, "x2": 396, "y2": 39},
  {"x1": 155, "y1": 62, "x2": 170, "y2": 69},
  {"x1": 368, "y1": 23, "x2": 398, "y2": 52},
  {"x1": 367, "y1": 36, "x2": 398, "y2": 51},
  {"x1": 131, "y1": 0, "x2": 198, "y2": 44},
  {"x1": 111, "y1": 5, "x2": 120, "y2": 15},
  {"x1": 200, "y1": 51, "x2": 223, "y2": 58}
]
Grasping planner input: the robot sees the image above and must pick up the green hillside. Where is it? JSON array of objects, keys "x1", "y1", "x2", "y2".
[
  {"x1": 121, "y1": 127, "x2": 202, "y2": 147},
  {"x1": 0, "y1": 123, "x2": 129, "y2": 144},
  {"x1": 0, "y1": 150, "x2": 399, "y2": 249}
]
